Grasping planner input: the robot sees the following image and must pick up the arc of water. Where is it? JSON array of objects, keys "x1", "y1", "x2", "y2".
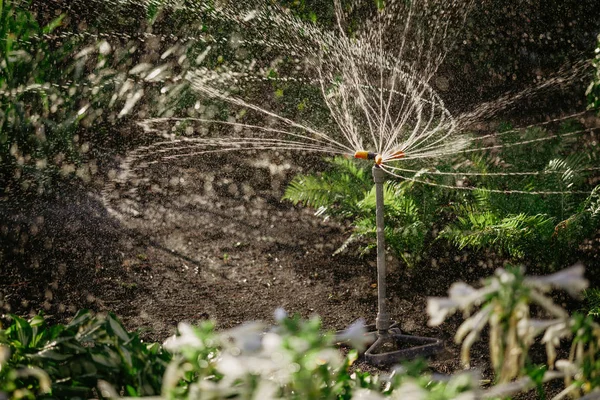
[
  {"x1": 317, "y1": 60, "x2": 364, "y2": 151},
  {"x1": 383, "y1": 164, "x2": 600, "y2": 178},
  {"x1": 139, "y1": 118, "x2": 348, "y2": 151},
  {"x1": 401, "y1": 126, "x2": 598, "y2": 161},
  {"x1": 187, "y1": 77, "x2": 355, "y2": 154},
  {"x1": 379, "y1": 165, "x2": 595, "y2": 195},
  {"x1": 137, "y1": 139, "x2": 341, "y2": 161}
]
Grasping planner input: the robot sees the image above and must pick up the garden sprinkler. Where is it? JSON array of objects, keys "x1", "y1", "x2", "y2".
[{"x1": 341, "y1": 150, "x2": 443, "y2": 367}]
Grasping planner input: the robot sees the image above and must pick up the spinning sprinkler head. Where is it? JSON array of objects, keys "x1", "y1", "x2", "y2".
[{"x1": 354, "y1": 150, "x2": 405, "y2": 166}]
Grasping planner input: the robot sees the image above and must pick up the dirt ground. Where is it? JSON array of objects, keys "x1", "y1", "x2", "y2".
[{"x1": 0, "y1": 149, "x2": 590, "y2": 397}]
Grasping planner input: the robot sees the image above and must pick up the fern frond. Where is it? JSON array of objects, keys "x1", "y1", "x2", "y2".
[
  {"x1": 553, "y1": 185, "x2": 600, "y2": 248},
  {"x1": 584, "y1": 288, "x2": 600, "y2": 319},
  {"x1": 440, "y1": 212, "x2": 554, "y2": 258},
  {"x1": 283, "y1": 175, "x2": 336, "y2": 209},
  {"x1": 282, "y1": 156, "x2": 372, "y2": 218}
]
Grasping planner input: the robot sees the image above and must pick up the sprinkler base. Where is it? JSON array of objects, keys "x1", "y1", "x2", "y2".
[
  {"x1": 337, "y1": 323, "x2": 443, "y2": 367},
  {"x1": 365, "y1": 327, "x2": 443, "y2": 367}
]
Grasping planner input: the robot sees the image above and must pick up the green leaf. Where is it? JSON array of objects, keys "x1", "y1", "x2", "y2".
[
  {"x1": 126, "y1": 384, "x2": 139, "y2": 396},
  {"x1": 31, "y1": 349, "x2": 72, "y2": 361},
  {"x1": 119, "y1": 345, "x2": 133, "y2": 368},
  {"x1": 108, "y1": 313, "x2": 130, "y2": 342},
  {"x1": 67, "y1": 309, "x2": 92, "y2": 329},
  {"x1": 42, "y1": 14, "x2": 64, "y2": 34},
  {"x1": 91, "y1": 351, "x2": 119, "y2": 369},
  {"x1": 9, "y1": 315, "x2": 33, "y2": 347}
]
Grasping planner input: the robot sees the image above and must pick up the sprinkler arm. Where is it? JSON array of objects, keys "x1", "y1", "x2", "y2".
[
  {"x1": 354, "y1": 150, "x2": 405, "y2": 165},
  {"x1": 355, "y1": 151, "x2": 383, "y2": 165}
]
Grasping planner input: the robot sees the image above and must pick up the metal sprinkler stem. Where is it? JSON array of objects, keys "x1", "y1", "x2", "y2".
[
  {"x1": 372, "y1": 165, "x2": 390, "y2": 333},
  {"x1": 338, "y1": 150, "x2": 443, "y2": 367}
]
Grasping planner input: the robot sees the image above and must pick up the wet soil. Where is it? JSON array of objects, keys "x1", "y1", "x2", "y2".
[{"x1": 0, "y1": 150, "x2": 594, "y2": 398}]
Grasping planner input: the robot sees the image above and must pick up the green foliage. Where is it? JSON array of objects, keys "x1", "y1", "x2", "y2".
[
  {"x1": 524, "y1": 364, "x2": 548, "y2": 400},
  {"x1": 284, "y1": 158, "x2": 450, "y2": 265},
  {"x1": 283, "y1": 157, "x2": 372, "y2": 218},
  {"x1": 0, "y1": 0, "x2": 75, "y2": 193},
  {"x1": 568, "y1": 313, "x2": 600, "y2": 395},
  {"x1": 0, "y1": 310, "x2": 170, "y2": 398},
  {"x1": 0, "y1": 0, "x2": 200, "y2": 195},
  {"x1": 440, "y1": 123, "x2": 600, "y2": 266},
  {"x1": 587, "y1": 34, "x2": 600, "y2": 112},
  {"x1": 352, "y1": 180, "x2": 432, "y2": 265},
  {"x1": 162, "y1": 313, "x2": 478, "y2": 399},
  {"x1": 584, "y1": 288, "x2": 600, "y2": 320},
  {"x1": 439, "y1": 206, "x2": 555, "y2": 258},
  {"x1": 284, "y1": 124, "x2": 600, "y2": 269},
  {"x1": 0, "y1": 330, "x2": 51, "y2": 399}
]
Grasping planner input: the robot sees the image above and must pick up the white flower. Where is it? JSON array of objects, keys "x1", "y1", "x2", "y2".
[
  {"x1": 456, "y1": 304, "x2": 493, "y2": 368},
  {"x1": 262, "y1": 332, "x2": 283, "y2": 353},
  {"x1": 449, "y1": 282, "x2": 495, "y2": 311},
  {"x1": 217, "y1": 353, "x2": 250, "y2": 379},
  {"x1": 98, "y1": 40, "x2": 111, "y2": 55},
  {"x1": 389, "y1": 379, "x2": 427, "y2": 400},
  {"x1": 337, "y1": 319, "x2": 371, "y2": 351},
  {"x1": 525, "y1": 263, "x2": 588, "y2": 298},
  {"x1": 555, "y1": 359, "x2": 579, "y2": 376},
  {"x1": 541, "y1": 321, "x2": 572, "y2": 367},
  {"x1": 252, "y1": 380, "x2": 278, "y2": 400},
  {"x1": 517, "y1": 318, "x2": 564, "y2": 344},
  {"x1": 495, "y1": 267, "x2": 516, "y2": 284},
  {"x1": 163, "y1": 322, "x2": 202, "y2": 351},
  {"x1": 427, "y1": 297, "x2": 459, "y2": 326},
  {"x1": 529, "y1": 291, "x2": 569, "y2": 319},
  {"x1": 288, "y1": 337, "x2": 310, "y2": 353},
  {"x1": 222, "y1": 321, "x2": 265, "y2": 353},
  {"x1": 352, "y1": 388, "x2": 386, "y2": 400},
  {"x1": 449, "y1": 282, "x2": 477, "y2": 302},
  {"x1": 274, "y1": 307, "x2": 287, "y2": 323},
  {"x1": 314, "y1": 348, "x2": 343, "y2": 368}
]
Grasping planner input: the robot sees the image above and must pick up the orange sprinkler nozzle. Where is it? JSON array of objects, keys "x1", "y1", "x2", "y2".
[
  {"x1": 354, "y1": 150, "x2": 380, "y2": 162},
  {"x1": 375, "y1": 154, "x2": 383, "y2": 165},
  {"x1": 354, "y1": 150, "x2": 371, "y2": 160}
]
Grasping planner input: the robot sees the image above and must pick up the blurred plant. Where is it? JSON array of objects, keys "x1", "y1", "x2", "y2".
[
  {"x1": 0, "y1": 309, "x2": 170, "y2": 398},
  {"x1": 556, "y1": 313, "x2": 600, "y2": 398},
  {"x1": 0, "y1": 0, "x2": 74, "y2": 193},
  {"x1": 0, "y1": 0, "x2": 205, "y2": 195},
  {"x1": 162, "y1": 315, "x2": 367, "y2": 399},
  {"x1": 587, "y1": 33, "x2": 600, "y2": 112},
  {"x1": 584, "y1": 288, "x2": 600, "y2": 320},
  {"x1": 162, "y1": 311, "x2": 479, "y2": 400},
  {"x1": 426, "y1": 263, "x2": 600, "y2": 398},
  {"x1": 0, "y1": 330, "x2": 51, "y2": 400}
]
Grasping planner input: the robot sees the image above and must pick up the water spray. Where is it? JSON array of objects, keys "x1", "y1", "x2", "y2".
[
  {"x1": 341, "y1": 150, "x2": 442, "y2": 366},
  {"x1": 354, "y1": 150, "x2": 406, "y2": 165}
]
